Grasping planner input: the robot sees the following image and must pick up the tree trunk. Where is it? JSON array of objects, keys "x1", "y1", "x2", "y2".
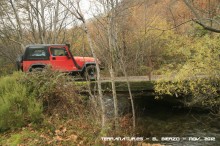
[
  {"x1": 9, "y1": 0, "x2": 24, "y2": 49},
  {"x1": 109, "y1": 65, "x2": 119, "y2": 127},
  {"x1": 76, "y1": 1, "x2": 106, "y2": 128}
]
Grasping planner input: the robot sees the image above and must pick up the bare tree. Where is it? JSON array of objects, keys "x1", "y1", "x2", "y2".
[
  {"x1": 24, "y1": 0, "x2": 73, "y2": 44},
  {"x1": 102, "y1": 0, "x2": 119, "y2": 128},
  {"x1": 0, "y1": 0, "x2": 76, "y2": 66},
  {"x1": 9, "y1": 0, "x2": 24, "y2": 49},
  {"x1": 58, "y1": 0, "x2": 106, "y2": 128},
  {"x1": 93, "y1": 0, "x2": 137, "y2": 130},
  {"x1": 183, "y1": 0, "x2": 220, "y2": 33}
]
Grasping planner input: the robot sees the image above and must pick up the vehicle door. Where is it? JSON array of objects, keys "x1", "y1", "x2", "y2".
[{"x1": 49, "y1": 46, "x2": 77, "y2": 71}]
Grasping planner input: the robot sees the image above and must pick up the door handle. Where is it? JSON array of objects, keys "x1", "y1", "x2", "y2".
[{"x1": 52, "y1": 57, "x2": 56, "y2": 60}]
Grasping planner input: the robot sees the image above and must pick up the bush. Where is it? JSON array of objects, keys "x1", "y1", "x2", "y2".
[
  {"x1": 0, "y1": 72, "x2": 42, "y2": 131},
  {"x1": 0, "y1": 68, "x2": 84, "y2": 131},
  {"x1": 20, "y1": 68, "x2": 83, "y2": 116},
  {"x1": 155, "y1": 35, "x2": 220, "y2": 107}
]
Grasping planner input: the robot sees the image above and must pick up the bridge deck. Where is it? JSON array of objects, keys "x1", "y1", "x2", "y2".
[{"x1": 88, "y1": 76, "x2": 158, "y2": 93}]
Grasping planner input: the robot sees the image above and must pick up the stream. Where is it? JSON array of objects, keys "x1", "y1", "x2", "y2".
[{"x1": 104, "y1": 94, "x2": 220, "y2": 146}]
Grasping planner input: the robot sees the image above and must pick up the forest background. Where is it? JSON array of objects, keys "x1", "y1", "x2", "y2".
[{"x1": 0, "y1": 0, "x2": 219, "y2": 145}]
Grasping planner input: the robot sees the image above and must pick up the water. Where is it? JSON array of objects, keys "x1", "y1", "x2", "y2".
[
  {"x1": 134, "y1": 97, "x2": 220, "y2": 146},
  {"x1": 104, "y1": 94, "x2": 220, "y2": 146}
]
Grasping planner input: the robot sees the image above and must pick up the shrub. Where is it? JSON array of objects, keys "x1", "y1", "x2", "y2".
[
  {"x1": 20, "y1": 68, "x2": 84, "y2": 117},
  {"x1": 155, "y1": 35, "x2": 220, "y2": 107},
  {"x1": 0, "y1": 68, "x2": 84, "y2": 131},
  {"x1": 0, "y1": 72, "x2": 42, "y2": 131}
]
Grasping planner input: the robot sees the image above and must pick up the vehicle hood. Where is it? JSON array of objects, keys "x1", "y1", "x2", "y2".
[{"x1": 74, "y1": 56, "x2": 96, "y2": 62}]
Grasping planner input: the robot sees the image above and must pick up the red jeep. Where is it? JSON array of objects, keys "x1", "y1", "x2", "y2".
[{"x1": 20, "y1": 44, "x2": 98, "y2": 79}]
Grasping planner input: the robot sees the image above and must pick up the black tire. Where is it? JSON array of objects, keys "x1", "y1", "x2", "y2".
[{"x1": 83, "y1": 65, "x2": 97, "y2": 81}]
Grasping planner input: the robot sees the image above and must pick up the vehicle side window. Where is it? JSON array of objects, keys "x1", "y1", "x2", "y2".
[
  {"x1": 31, "y1": 49, "x2": 46, "y2": 57},
  {"x1": 23, "y1": 48, "x2": 49, "y2": 61},
  {"x1": 50, "y1": 48, "x2": 66, "y2": 56}
]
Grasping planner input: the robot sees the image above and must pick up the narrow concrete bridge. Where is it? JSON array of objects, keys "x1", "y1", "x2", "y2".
[{"x1": 90, "y1": 76, "x2": 160, "y2": 95}]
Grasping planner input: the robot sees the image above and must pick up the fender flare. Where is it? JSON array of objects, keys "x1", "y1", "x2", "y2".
[
  {"x1": 81, "y1": 62, "x2": 96, "y2": 74},
  {"x1": 28, "y1": 63, "x2": 47, "y2": 72}
]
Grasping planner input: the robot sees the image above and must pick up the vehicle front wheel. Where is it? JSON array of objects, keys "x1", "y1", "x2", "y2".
[{"x1": 83, "y1": 65, "x2": 97, "y2": 81}]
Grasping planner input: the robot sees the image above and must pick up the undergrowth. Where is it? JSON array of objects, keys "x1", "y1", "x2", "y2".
[
  {"x1": 0, "y1": 72, "x2": 42, "y2": 131},
  {"x1": 0, "y1": 69, "x2": 134, "y2": 145},
  {"x1": 0, "y1": 68, "x2": 85, "y2": 131}
]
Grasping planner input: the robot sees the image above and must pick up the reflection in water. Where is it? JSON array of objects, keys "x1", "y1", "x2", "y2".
[
  {"x1": 134, "y1": 97, "x2": 220, "y2": 146},
  {"x1": 103, "y1": 94, "x2": 220, "y2": 146}
]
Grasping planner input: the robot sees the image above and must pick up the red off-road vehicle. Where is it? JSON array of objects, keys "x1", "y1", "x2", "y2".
[{"x1": 18, "y1": 44, "x2": 98, "y2": 80}]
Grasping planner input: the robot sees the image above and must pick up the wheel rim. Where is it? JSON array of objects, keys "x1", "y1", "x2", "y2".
[
  {"x1": 88, "y1": 68, "x2": 96, "y2": 77},
  {"x1": 85, "y1": 66, "x2": 96, "y2": 80}
]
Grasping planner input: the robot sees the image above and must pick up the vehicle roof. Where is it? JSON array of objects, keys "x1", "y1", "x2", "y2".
[{"x1": 26, "y1": 44, "x2": 68, "y2": 48}]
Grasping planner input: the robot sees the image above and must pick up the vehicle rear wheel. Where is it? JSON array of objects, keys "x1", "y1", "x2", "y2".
[
  {"x1": 84, "y1": 65, "x2": 97, "y2": 81},
  {"x1": 30, "y1": 67, "x2": 44, "y2": 72}
]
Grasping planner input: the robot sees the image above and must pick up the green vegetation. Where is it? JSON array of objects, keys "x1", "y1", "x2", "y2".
[
  {"x1": 0, "y1": 69, "x2": 96, "y2": 145},
  {"x1": 155, "y1": 35, "x2": 220, "y2": 107},
  {"x1": 0, "y1": 69, "x2": 134, "y2": 145},
  {"x1": 0, "y1": 0, "x2": 220, "y2": 145},
  {"x1": 0, "y1": 58, "x2": 14, "y2": 77},
  {"x1": 0, "y1": 72, "x2": 42, "y2": 131},
  {"x1": 0, "y1": 68, "x2": 86, "y2": 132}
]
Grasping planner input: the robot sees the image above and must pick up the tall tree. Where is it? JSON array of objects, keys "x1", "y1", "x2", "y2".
[
  {"x1": 58, "y1": 0, "x2": 106, "y2": 128},
  {"x1": 0, "y1": 0, "x2": 75, "y2": 64}
]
